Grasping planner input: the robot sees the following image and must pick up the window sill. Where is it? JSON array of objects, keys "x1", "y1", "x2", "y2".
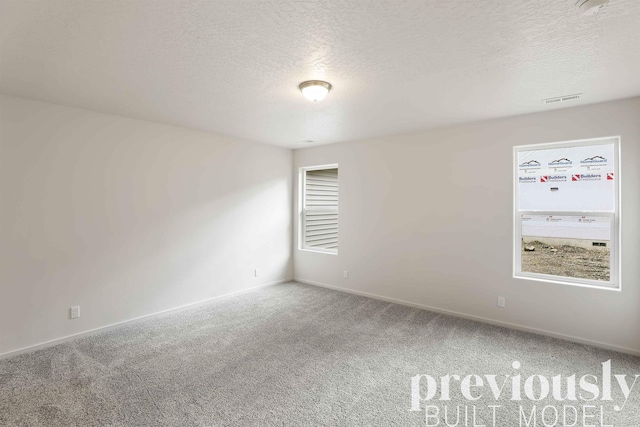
[
  {"x1": 298, "y1": 247, "x2": 338, "y2": 255},
  {"x1": 514, "y1": 273, "x2": 620, "y2": 291}
]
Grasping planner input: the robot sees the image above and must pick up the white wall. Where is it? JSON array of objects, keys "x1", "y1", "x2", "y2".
[
  {"x1": 2, "y1": 95, "x2": 638, "y2": 357},
  {"x1": 0, "y1": 95, "x2": 293, "y2": 355},
  {"x1": 294, "y1": 97, "x2": 640, "y2": 354}
]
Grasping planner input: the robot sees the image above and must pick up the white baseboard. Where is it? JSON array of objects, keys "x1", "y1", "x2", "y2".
[
  {"x1": 294, "y1": 278, "x2": 640, "y2": 357},
  {"x1": 0, "y1": 278, "x2": 292, "y2": 360}
]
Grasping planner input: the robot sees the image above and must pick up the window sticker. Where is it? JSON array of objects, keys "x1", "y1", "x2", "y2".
[{"x1": 517, "y1": 143, "x2": 615, "y2": 211}]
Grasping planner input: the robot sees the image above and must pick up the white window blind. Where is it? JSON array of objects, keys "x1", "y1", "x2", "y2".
[{"x1": 303, "y1": 167, "x2": 338, "y2": 252}]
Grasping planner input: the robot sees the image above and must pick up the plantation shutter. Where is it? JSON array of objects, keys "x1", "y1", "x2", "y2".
[{"x1": 304, "y1": 168, "x2": 338, "y2": 251}]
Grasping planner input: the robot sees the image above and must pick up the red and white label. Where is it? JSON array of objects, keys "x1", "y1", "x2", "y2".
[
  {"x1": 540, "y1": 176, "x2": 548, "y2": 182},
  {"x1": 572, "y1": 174, "x2": 581, "y2": 181},
  {"x1": 607, "y1": 173, "x2": 614, "y2": 180}
]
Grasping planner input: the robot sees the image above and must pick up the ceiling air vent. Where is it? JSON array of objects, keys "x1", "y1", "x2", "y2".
[{"x1": 542, "y1": 93, "x2": 582, "y2": 105}]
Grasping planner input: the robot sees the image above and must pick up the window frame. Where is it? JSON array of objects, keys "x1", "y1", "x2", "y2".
[
  {"x1": 513, "y1": 136, "x2": 621, "y2": 291},
  {"x1": 299, "y1": 164, "x2": 339, "y2": 255}
]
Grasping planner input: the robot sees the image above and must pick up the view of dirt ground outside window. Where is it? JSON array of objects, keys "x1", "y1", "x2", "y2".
[{"x1": 520, "y1": 214, "x2": 611, "y2": 282}]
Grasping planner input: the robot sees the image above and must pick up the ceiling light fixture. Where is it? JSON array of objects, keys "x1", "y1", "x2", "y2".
[
  {"x1": 299, "y1": 80, "x2": 332, "y2": 102},
  {"x1": 576, "y1": 0, "x2": 609, "y2": 15}
]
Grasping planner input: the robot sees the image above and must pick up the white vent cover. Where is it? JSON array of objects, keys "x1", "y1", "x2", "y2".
[{"x1": 542, "y1": 93, "x2": 582, "y2": 104}]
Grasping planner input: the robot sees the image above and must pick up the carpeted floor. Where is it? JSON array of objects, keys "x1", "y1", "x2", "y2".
[{"x1": 1, "y1": 281, "x2": 638, "y2": 426}]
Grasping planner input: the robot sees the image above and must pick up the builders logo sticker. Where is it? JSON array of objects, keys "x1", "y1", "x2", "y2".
[
  {"x1": 579, "y1": 173, "x2": 602, "y2": 181},
  {"x1": 607, "y1": 173, "x2": 614, "y2": 180},
  {"x1": 569, "y1": 172, "x2": 604, "y2": 182},
  {"x1": 519, "y1": 176, "x2": 536, "y2": 183},
  {"x1": 540, "y1": 175, "x2": 567, "y2": 183}
]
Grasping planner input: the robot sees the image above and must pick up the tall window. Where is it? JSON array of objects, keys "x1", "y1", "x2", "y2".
[
  {"x1": 514, "y1": 137, "x2": 620, "y2": 289},
  {"x1": 300, "y1": 165, "x2": 338, "y2": 254}
]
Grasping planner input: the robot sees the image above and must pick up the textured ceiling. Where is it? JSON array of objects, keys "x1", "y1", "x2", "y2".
[{"x1": 1, "y1": 0, "x2": 639, "y2": 148}]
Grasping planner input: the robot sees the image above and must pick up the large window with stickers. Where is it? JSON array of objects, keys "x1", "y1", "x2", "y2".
[{"x1": 514, "y1": 137, "x2": 620, "y2": 289}]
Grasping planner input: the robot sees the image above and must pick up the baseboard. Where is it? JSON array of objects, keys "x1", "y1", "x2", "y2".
[
  {"x1": 294, "y1": 278, "x2": 640, "y2": 357},
  {"x1": 0, "y1": 278, "x2": 292, "y2": 360}
]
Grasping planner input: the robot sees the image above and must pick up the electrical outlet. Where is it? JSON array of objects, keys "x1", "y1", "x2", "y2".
[
  {"x1": 343, "y1": 270, "x2": 349, "y2": 279},
  {"x1": 254, "y1": 269, "x2": 258, "y2": 277},
  {"x1": 70, "y1": 306, "x2": 80, "y2": 319},
  {"x1": 497, "y1": 296, "x2": 506, "y2": 308}
]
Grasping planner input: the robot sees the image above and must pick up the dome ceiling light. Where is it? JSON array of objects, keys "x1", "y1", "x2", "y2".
[
  {"x1": 299, "y1": 80, "x2": 332, "y2": 102},
  {"x1": 576, "y1": 0, "x2": 609, "y2": 15}
]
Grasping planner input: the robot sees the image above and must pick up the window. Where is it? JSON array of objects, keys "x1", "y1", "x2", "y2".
[
  {"x1": 300, "y1": 165, "x2": 338, "y2": 254},
  {"x1": 514, "y1": 137, "x2": 620, "y2": 289}
]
